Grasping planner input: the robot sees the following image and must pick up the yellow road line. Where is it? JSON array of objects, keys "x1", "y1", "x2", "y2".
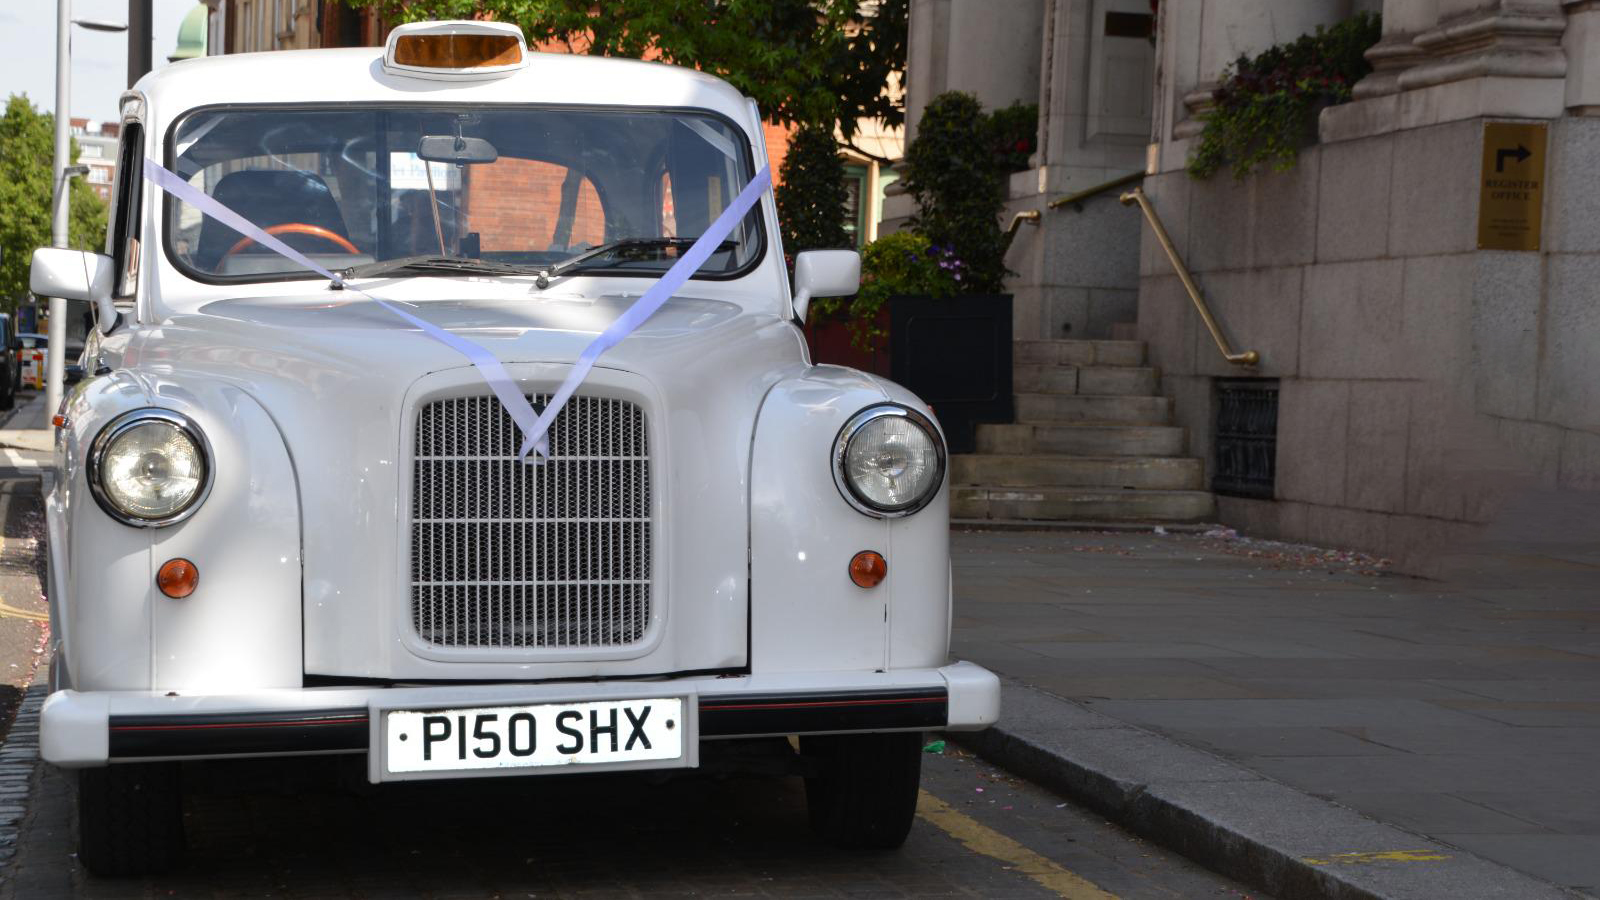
[
  {"x1": 0, "y1": 527, "x2": 48, "y2": 623},
  {"x1": 917, "y1": 789, "x2": 1120, "y2": 899},
  {"x1": 0, "y1": 601, "x2": 47, "y2": 623},
  {"x1": 1303, "y1": 850, "x2": 1451, "y2": 865}
]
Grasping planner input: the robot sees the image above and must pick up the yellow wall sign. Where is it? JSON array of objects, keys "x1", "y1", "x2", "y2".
[{"x1": 1478, "y1": 122, "x2": 1547, "y2": 252}]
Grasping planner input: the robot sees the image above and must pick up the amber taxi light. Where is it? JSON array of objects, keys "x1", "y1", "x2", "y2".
[
  {"x1": 156, "y1": 558, "x2": 199, "y2": 599},
  {"x1": 849, "y1": 551, "x2": 887, "y2": 589},
  {"x1": 393, "y1": 33, "x2": 522, "y2": 69}
]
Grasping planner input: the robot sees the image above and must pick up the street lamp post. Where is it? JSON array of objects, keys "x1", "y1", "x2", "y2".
[
  {"x1": 48, "y1": 2, "x2": 127, "y2": 421},
  {"x1": 48, "y1": 0, "x2": 72, "y2": 423}
]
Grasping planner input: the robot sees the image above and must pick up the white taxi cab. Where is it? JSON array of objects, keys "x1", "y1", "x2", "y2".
[{"x1": 28, "y1": 20, "x2": 999, "y2": 876}]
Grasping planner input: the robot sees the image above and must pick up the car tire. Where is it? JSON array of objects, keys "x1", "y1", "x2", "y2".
[
  {"x1": 801, "y1": 731, "x2": 922, "y2": 850},
  {"x1": 77, "y1": 762, "x2": 184, "y2": 876},
  {"x1": 0, "y1": 374, "x2": 13, "y2": 411}
]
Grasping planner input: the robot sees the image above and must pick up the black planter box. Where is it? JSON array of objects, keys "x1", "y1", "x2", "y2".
[{"x1": 888, "y1": 294, "x2": 1014, "y2": 454}]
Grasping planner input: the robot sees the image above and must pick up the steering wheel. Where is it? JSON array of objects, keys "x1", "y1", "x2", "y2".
[{"x1": 224, "y1": 223, "x2": 359, "y2": 259}]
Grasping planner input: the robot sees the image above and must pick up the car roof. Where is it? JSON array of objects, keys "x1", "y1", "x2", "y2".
[{"x1": 133, "y1": 46, "x2": 756, "y2": 146}]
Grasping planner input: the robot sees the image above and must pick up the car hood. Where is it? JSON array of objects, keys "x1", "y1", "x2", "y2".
[{"x1": 119, "y1": 289, "x2": 813, "y2": 680}]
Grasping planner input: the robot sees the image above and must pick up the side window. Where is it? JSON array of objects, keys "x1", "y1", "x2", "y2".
[{"x1": 106, "y1": 122, "x2": 144, "y2": 299}]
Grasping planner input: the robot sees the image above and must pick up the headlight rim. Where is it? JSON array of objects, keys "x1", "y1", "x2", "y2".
[
  {"x1": 831, "y1": 403, "x2": 946, "y2": 519},
  {"x1": 87, "y1": 408, "x2": 214, "y2": 528}
]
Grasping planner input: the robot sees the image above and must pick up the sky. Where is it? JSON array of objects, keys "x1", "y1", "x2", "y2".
[{"x1": 0, "y1": 0, "x2": 198, "y2": 126}]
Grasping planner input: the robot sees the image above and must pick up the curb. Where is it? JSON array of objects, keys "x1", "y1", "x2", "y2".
[
  {"x1": 0, "y1": 685, "x2": 44, "y2": 872},
  {"x1": 953, "y1": 681, "x2": 1587, "y2": 900}
]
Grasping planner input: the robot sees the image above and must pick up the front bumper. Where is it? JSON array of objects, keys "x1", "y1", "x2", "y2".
[{"x1": 41, "y1": 662, "x2": 999, "y2": 768}]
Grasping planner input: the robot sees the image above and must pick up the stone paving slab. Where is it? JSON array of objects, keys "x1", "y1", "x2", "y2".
[
  {"x1": 959, "y1": 681, "x2": 1583, "y2": 900},
  {"x1": 950, "y1": 527, "x2": 1600, "y2": 897}
]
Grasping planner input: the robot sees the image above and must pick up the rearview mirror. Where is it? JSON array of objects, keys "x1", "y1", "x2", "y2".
[
  {"x1": 792, "y1": 249, "x2": 860, "y2": 323},
  {"x1": 31, "y1": 248, "x2": 111, "y2": 302},
  {"x1": 417, "y1": 135, "x2": 498, "y2": 165},
  {"x1": 30, "y1": 248, "x2": 119, "y2": 336}
]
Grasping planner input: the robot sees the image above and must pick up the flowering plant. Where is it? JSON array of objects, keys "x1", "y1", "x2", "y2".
[
  {"x1": 1188, "y1": 12, "x2": 1380, "y2": 179},
  {"x1": 811, "y1": 231, "x2": 963, "y2": 349}
]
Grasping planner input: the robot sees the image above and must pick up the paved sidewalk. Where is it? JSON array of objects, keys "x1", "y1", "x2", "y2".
[
  {"x1": 0, "y1": 394, "x2": 50, "y2": 477},
  {"x1": 950, "y1": 526, "x2": 1600, "y2": 896}
]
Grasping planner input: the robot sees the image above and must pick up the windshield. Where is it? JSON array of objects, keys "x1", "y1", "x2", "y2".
[{"x1": 164, "y1": 105, "x2": 764, "y2": 282}]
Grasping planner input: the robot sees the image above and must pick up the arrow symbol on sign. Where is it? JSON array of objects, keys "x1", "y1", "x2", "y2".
[{"x1": 1496, "y1": 144, "x2": 1531, "y2": 172}]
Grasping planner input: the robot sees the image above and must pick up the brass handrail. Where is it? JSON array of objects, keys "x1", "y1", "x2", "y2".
[
  {"x1": 1002, "y1": 209, "x2": 1041, "y2": 252},
  {"x1": 1047, "y1": 170, "x2": 1146, "y2": 211},
  {"x1": 1119, "y1": 187, "x2": 1259, "y2": 367}
]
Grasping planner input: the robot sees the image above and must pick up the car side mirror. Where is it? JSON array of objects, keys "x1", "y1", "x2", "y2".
[
  {"x1": 63, "y1": 364, "x2": 85, "y2": 386},
  {"x1": 792, "y1": 249, "x2": 860, "y2": 323},
  {"x1": 30, "y1": 248, "x2": 119, "y2": 335}
]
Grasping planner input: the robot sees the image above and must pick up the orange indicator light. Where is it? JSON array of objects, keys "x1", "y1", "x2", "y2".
[
  {"x1": 393, "y1": 33, "x2": 522, "y2": 69},
  {"x1": 849, "y1": 551, "x2": 887, "y2": 589},
  {"x1": 156, "y1": 558, "x2": 199, "y2": 599}
]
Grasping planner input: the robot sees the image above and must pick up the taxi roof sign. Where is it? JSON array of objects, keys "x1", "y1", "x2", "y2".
[{"x1": 384, "y1": 21, "x2": 528, "y2": 79}]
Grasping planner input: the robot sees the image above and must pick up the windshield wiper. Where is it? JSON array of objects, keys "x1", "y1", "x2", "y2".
[
  {"x1": 534, "y1": 237, "x2": 736, "y2": 288},
  {"x1": 348, "y1": 255, "x2": 544, "y2": 279}
]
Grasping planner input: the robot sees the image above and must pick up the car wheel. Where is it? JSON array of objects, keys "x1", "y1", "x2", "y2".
[
  {"x1": 77, "y1": 762, "x2": 184, "y2": 876},
  {"x1": 0, "y1": 374, "x2": 13, "y2": 411},
  {"x1": 801, "y1": 731, "x2": 922, "y2": 850}
]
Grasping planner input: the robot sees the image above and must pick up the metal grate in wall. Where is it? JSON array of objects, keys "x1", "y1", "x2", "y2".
[{"x1": 1213, "y1": 379, "x2": 1278, "y2": 499}]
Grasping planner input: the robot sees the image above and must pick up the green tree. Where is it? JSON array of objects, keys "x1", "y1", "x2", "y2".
[
  {"x1": 346, "y1": 0, "x2": 907, "y2": 140},
  {"x1": 775, "y1": 122, "x2": 849, "y2": 260},
  {"x1": 902, "y1": 92, "x2": 1006, "y2": 294},
  {"x1": 0, "y1": 94, "x2": 108, "y2": 308}
]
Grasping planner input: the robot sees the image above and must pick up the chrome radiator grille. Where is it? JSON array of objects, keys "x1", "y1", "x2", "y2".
[{"x1": 411, "y1": 394, "x2": 651, "y2": 650}]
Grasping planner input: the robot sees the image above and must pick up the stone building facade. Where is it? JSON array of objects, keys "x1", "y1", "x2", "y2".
[
  {"x1": 902, "y1": 0, "x2": 1600, "y2": 568},
  {"x1": 1141, "y1": 0, "x2": 1600, "y2": 568}
]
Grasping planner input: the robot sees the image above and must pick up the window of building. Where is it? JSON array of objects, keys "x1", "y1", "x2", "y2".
[{"x1": 842, "y1": 164, "x2": 868, "y2": 248}]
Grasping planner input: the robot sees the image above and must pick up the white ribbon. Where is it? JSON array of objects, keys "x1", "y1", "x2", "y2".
[
  {"x1": 144, "y1": 158, "x2": 770, "y2": 461},
  {"x1": 517, "y1": 166, "x2": 771, "y2": 458}
]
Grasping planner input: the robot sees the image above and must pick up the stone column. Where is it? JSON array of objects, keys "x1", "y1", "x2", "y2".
[
  {"x1": 1354, "y1": 0, "x2": 1439, "y2": 97},
  {"x1": 903, "y1": 0, "x2": 952, "y2": 143},
  {"x1": 1565, "y1": 0, "x2": 1600, "y2": 111},
  {"x1": 1397, "y1": 0, "x2": 1567, "y2": 95}
]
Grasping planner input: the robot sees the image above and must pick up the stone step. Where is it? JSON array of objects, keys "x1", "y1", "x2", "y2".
[
  {"x1": 1015, "y1": 393, "x2": 1172, "y2": 425},
  {"x1": 1014, "y1": 339, "x2": 1146, "y2": 368},
  {"x1": 950, "y1": 485, "x2": 1216, "y2": 523},
  {"x1": 1013, "y1": 365, "x2": 1161, "y2": 396},
  {"x1": 976, "y1": 423, "x2": 1189, "y2": 457},
  {"x1": 950, "y1": 454, "x2": 1204, "y2": 491},
  {"x1": 1014, "y1": 364, "x2": 1080, "y2": 394}
]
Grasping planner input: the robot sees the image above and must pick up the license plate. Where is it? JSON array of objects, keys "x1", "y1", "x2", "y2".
[{"x1": 382, "y1": 697, "x2": 685, "y2": 777}]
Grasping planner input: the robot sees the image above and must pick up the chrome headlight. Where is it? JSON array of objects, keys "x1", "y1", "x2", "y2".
[
  {"x1": 833, "y1": 404, "x2": 946, "y2": 517},
  {"x1": 88, "y1": 410, "x2": 212, "y2": 527}
]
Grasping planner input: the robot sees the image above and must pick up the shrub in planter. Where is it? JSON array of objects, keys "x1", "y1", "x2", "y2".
[
  {"x1": 1189, "y1": 12, "x2": 1380, "y2": 179},
  {"x1": 902, "y1": 92, "x2": 1008, "y2": 294},
  {"x1": 775, "y1": 122, "x2": 851, "y2": 264},
  {"x1": 811, "y1": 231, "x2": 961, "y2": 350}
]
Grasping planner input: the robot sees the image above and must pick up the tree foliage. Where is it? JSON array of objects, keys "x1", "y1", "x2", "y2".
[
  {"x1": 347, "y1": 0, "x2": 907, "y2": 136},
  {"x1": 774, "y1": 122, "x2": 849, "y2": 261},
  {"x1": 901, "y1": 91, "x2": 1006, "y2": 294},
  {"x1": 0, "y1": 95, "x2": 108, "y2": 308}
]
